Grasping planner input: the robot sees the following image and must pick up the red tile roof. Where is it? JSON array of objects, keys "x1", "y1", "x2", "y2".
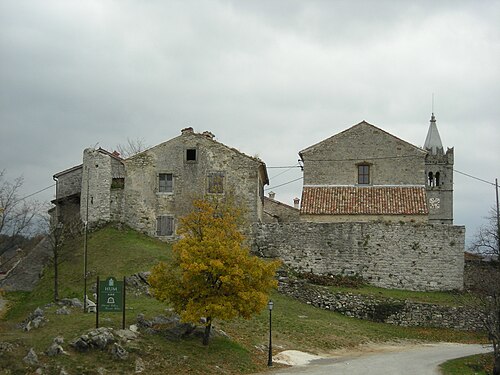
[{"x1": 301, "y1": 186, "x2": 428, "y2": 216}]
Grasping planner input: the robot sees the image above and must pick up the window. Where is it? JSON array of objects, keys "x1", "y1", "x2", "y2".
[
  {"x1": 111, "y1": 178, "x2": 124, "y2": 189},
  {"x1": 435, "y1": 172, "x2": 440, "y2": 186},
  {"x1": 358, "y1": 165, "x2": 370, "y2": 184},
  {"x1": 208, "y1": 171, "x2": 224, "y2": 193},
  {"x1": 159, "y1": 173, "x2": 173, "y2": 193},
  {"x1": 156, "y1": 216, "x2": 174, "y2": 236},
  {"x1": 186, "y1": 148, "x2": 197, "y2": 162}
]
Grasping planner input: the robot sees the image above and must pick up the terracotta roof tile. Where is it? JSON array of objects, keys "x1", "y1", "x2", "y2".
[{"x1": 301, "y1": 186, "x2": 428, "y2": 216}]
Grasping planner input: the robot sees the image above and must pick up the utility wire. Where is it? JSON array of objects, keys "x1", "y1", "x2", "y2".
[
  {"x1": 453, "y1": 169, "x2": 495, "y2": 186},
  {"x1": 269, "y1": 164, "x2": 300, "y2": 180},
  {"x1": 19, "y1": 184, "x2": 55, "y2": 201},
  {"x1": 265, "y1": 176, "x2": 303, "y2": 191}
]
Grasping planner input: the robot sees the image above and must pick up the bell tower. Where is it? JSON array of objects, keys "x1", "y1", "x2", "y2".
[{"x1": 424, "y1": 113, "x2": 454, "y2": 224}]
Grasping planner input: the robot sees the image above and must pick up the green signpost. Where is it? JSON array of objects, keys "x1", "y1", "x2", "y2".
[{"x1": 96, "y1": 276, "x2": 126, "y2": 329}]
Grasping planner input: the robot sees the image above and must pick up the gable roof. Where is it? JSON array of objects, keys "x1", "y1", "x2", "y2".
[
  {"x1": 301, "y1": 186, "x2": 428, "y2": 216},
  {"x1": 299, "y1": 121, "x2": 427, "y2": 158},
  {"x1": 129, "y1": 128, "x2": 269, "y2": 184}
]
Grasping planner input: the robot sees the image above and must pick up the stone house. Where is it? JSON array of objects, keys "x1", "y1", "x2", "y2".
[
  {"x1": 52, "y1": 128, "x2": 269, "y2": 239},
  {"x1": 297, "y1": 116, "x2": 453, "y2": 224},
  {"x1": 253, "y1": 115, "x2": 464, "y2": 291}
]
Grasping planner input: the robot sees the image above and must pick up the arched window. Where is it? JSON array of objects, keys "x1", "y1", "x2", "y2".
[
  {"x1": 435, "y1": 172, "x2": 440, "y2": 187},
  {"x1": 428, "y1": 172, "x2": 434, "y2": 187}
]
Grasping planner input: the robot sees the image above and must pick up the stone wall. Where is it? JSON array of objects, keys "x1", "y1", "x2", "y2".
[
  {"x1": 55, "y1": 167, "x2": 82, "y2": 199},
  {"x1": 300, "y1": 122, "x2": 427, "y2": 186},
  {"x1": 253, "y1": 221, "x2": 465, "y2": 291},
  {"x1": 123, "y1": 130, "x2": 267, "y2": 238},
  {"x1": 279, "y1": 279, "x2": 483, "y2": 331},
  {"x1": 464, "y1": 258, "x2": 499, "y2": 291},
  {"x1": 263, "y1": 197, "x2": 300, "y2": 223}
]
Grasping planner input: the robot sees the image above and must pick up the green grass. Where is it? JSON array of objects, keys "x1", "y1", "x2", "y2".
[
  {"x1": 440, "y1": 353, "x2": 494, "y2": 375},
  {"x1": 0, "y1": 224, "x2": 488, "y2": 374},
  {"x1": 325, "y1": 284, "x2": 462, "y2": 306}
]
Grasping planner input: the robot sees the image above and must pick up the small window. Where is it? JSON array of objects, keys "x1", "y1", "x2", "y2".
[
  {"x1": 428, "y1": 172, "x2": 434, "y2": 187},
  {"x1": 186, "y1": 148, "x2": 197, "y2": 161},
  {"x1": 358, "y1": 165, "x2": 370, "y2": 184},
  {"x1": 111, "y1": 178, "x2": 124, "y2": 189},
  {"x1": 435, "y1": 172, "x2": 440, "y2": 187},
  {"x1": 156, "y1": 215, "x2": 174, "y2": 236},
  {"x1": 159, "y1": 173, "x2": 173, "y2": 193},
  {"x1": 208, "y1": 172, "x2": 224, "y2": 194}
]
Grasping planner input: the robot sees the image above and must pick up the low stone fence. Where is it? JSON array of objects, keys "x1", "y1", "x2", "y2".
[{"x1": 279, "y1": 279, "x2": 484, "y2": 332}]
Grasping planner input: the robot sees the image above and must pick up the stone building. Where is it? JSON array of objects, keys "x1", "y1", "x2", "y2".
[
  {"x1": 52, "y1": 128, "x2": 269, "y2": 239},
  {"x1": 253, "y1": 115, "x2": 464, "y2": 291},
  {"x1": 297, "y1": 115, "x2": 453, "y2": 224}
]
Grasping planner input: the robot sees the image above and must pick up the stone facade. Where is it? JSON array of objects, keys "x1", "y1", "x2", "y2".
[
  {"x1": 253, "y1": 221, "x2": 465, "y2": 291},
  {"x1": 121, "y1": 128, "x2": 268, "y2": 238},
  {"x1": 53, "y1": 129, "x2": 268, "y2": 239},
  {"x1": 299, "y1": 122, "x2": 427, "y2": 186}
]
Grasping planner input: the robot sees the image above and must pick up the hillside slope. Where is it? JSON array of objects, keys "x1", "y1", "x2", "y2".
[{"x1": 0, "y1": 225, "x2": 486, "y2": 374}]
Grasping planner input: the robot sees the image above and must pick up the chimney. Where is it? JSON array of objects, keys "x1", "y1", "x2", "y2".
[
  {"x1": 202, "y1": 131, "x2": 215, "y2": 139},
  {"x1": 181, "y1": 127, "x2": 194, "y2": 135},
  {"x1": 293, "y1": 197, "x2": 300, "y2": 209},
  {"x1": 268, "y1": 191, "x2": 276, "y2": 200}
]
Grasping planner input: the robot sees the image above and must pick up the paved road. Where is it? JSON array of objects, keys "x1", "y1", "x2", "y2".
[{"x1": 267, "y1": 343, "x2": 492, "y2": 375}]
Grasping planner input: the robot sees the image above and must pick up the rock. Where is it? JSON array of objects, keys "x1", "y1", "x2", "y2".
[
  {"x1": 115, "y1": 329, "x2": 138, "y2": 342},
  {"x1": 59, "y1": 368, "x2": 69, "y2": 375},
  {"x1": 59, "y1": 298, "x2": 83, "y2": 308},
  {"x1": 71, "y1": 337, "x2": 90, "y2": 352},
  {"x1": 33, "y1": 307, "x2": 44, "y2": 318},
  {"x1": 110, "y1": 343, "x2": 128, "y2": 360},
  {"x1": 97, "y1": 368, "x2": 107, "y2": 374},
  {"x1": 46, "y1": 337, "x2": 68, "y2": 357},
  {"x1": 54, "y1": 336, "x2": 64, "y2": 345},
  {"x1": 56, "y1": 306, "x2": 71, "y2": 315},
  {"x1": 23, "y1": 348, "x2": 39, "y2": 366},
  {"x1": 0, "y1": 341, "x2": 14, "y2": 353},
  {"x1": 135, "y1": 357, "x2": 145, "y2": 373},
  {"x1": 129, "y1": 324, "x2": 139, "y2": 333},
  {"x1": 71, "y1": 328, "x2": 116, "y2": 352}
]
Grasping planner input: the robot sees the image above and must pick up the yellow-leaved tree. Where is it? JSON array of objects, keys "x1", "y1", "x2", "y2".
[{"x1": 149, "y1": 197, "x2": 281, "y2": 345}]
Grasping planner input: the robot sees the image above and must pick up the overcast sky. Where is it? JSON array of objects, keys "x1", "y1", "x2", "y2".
[{"x1": 1, "y1": 0, "x2": 499, "y2": 245}]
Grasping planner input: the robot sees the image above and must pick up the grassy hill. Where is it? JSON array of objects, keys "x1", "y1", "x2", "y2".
[{"x1": 0, "y1": 225, "x2": 487, "y2": 374}]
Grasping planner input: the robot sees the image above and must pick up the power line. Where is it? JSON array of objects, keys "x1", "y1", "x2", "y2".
[
  {"x1": 454, "y1": 169, "x2": 495, "y2": 186},
  {"x1": 19, "y1": 184, "x2": 55, "y2": 201},
  {"x1": 265, "y1": 177, "x2": 303, "y2": 191},
  {"x1": 269, "y1": 164, "x2": 300, "y2": 180}
]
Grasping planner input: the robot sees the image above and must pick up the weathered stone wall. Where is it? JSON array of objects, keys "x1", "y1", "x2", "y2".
[
  {"x1": 253, "y1": 221, "x2": 465, "y2": 291},
  {"x1": 464, "y1": 258, "x2": 499, "y2": 291},
  {"x1": 81, "y1": 149, "x2": 113, "y2": 225},
  {"x1": 55, "y1": 167, "x2": 82, "y2": 199},
  {"x1": 124, "y1": 130, "x2": 266, "y2": 238},
  {"x1": 300, "y1": 122, "x2": 427, "y2": 186},
  {"x1": 280, "y1": 279, "x2": 483, "y2": 331},
  {"x1": 263, "y1": 197, "x2": 300, "y2": 223}
]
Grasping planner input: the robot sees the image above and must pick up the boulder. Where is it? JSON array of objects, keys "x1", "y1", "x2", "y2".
[
  {"x1": 23, "y1": 348, "x2": 39, "y2": 366},
  {"x1": 110, "y1": 343, "x2": 128, "y2": 360}
]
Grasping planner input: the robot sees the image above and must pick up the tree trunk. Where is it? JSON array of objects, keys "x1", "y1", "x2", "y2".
[
  {"x1": 202, "y1": 318, "x2": 212, "y2": 346},
  {"x1": 53, "y1": 243, "x2": 59, "y2": 302},
  {"x1": 494, "y1": 354, "x2": 500, "y2": 375}
]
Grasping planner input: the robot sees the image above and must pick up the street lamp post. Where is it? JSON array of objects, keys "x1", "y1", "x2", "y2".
[{"x1": 267, "y1": 300, "x2": 274, "y2": 367}]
